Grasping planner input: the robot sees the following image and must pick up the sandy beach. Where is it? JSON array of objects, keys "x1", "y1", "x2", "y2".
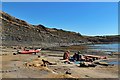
[
  {"x1": 0, "y1": 46, "x2": 119, "y2": 78},
  {"x1": 1, "y1": 2, "x2": 120, "y2": 80}
]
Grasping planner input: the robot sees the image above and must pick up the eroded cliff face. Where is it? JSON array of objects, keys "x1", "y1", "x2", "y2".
[
  {"x1": 1, "y1": 11, "x2": 87, "y2": 47},
  {"x1": 1, "y1": 11, "x2": 119, "y2": 47}
]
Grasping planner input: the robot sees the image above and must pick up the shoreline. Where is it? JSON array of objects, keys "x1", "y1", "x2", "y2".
[{"x1": 1, "y1": 45, "x2": 119, "y2": 78}]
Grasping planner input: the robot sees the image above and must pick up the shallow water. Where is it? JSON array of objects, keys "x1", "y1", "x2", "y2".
[
  {"x1": 74, "y1": 61, "x2": 120, "y2": 65},
  {"x1": 73, "y1": 43, "x2": 120, "y2": 65},
  {"x1": 74, "y1": 61, "x2": 84, "y2": 64},
  {"x1": 108, "y1": 61, "x2": 120, "y2": 65},
  {"x1": 100, "y1": 59, "x2": 120, "y2": 65},
  {"x1": 88, "y1": 43, "x2": 120, "y2": 52}
]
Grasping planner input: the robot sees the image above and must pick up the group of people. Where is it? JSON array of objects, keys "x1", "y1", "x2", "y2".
[
  {"x1": 63, "y1": 50, "x2": 83, "y2": 62},
  {"x1": 63, "y1": 50, "x2": 94, "y2": 63}
]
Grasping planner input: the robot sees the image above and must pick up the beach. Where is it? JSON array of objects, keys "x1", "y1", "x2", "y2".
[
  {"x1": 1, "y1": 2, "x2": 120, "y2": 79},
  {"x1": 1, "y1": 45, "x2": 119, "y2": 78}
]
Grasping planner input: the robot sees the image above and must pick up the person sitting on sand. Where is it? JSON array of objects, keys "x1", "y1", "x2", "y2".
[
  {"x1": 73, "y1": 53, "x2": 77, "y2": 61},
  {"x1": 63, "y1": 50, "x2": 71, "y2": 64},
  {"x1": 81, "y1": 55, "x2": 86, "y2": 61},
  {"x1": 71, "y1": 51, "x2": 82, "y2": 61},
  {"x1": 63, "y1": 50, "x2": 70, "y2": 60},
  {"x1": 76, "y1": 51, "x2": 82, "y2": 61}
]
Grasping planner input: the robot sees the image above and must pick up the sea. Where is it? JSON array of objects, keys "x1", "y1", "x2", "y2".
[
  {"x1": 87, "y1": 43, "x2": 120, "y2": 65},
  {"x1": 88, "y1": 43, "x2": 120, "y2": 52}
]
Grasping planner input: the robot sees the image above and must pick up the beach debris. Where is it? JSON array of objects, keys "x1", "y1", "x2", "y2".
[
  {"x1": 85, "y1": 75, "x2": 90, "y2": 77},
  {"x1": 42, "y1": 59, "x2": 57, "y2": 66},
  {"x1": 79, "y1": 62, "x2": 97, "y2": 67},
  {"x1": 94, "y1": 61, "x2": 114, "y2": 66},
  {"x1": 38, "y1": 55, "x2": 41, "y2": 58},
  {"x1": 65, "y1": 71, "x2": 71, "y2": 75},
  {"x1": 13, "y1": 53, "x2": 17, "y2": 55},
  {"x1": 84, "y1": 55, "x2": 107, "y2": 60}
]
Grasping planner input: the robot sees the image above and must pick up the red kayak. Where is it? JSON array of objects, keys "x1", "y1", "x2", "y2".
[{"x1": 17, "y1": 49, "x2": 41, "y2": 54}]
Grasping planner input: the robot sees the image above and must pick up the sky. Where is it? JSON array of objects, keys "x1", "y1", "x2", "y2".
[{"x1": 2, "y1": 2, "x2": 118, "y2": 36}]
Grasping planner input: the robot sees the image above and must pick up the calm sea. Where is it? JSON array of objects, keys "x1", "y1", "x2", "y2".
[
  {"x1": 88, "y1": 43, "x2": 120, "y2": 52},
  {"x1": 87, "y1": 43, "x2": 120, "y2": 65}
]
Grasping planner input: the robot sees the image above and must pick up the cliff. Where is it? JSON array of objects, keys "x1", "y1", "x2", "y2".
[
  {"x1": 0, "y1": 11, "x2": 87, "y2": 47},
  {"x1": 0, "y1": 11, "x2": 119, "y2": 47}
]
